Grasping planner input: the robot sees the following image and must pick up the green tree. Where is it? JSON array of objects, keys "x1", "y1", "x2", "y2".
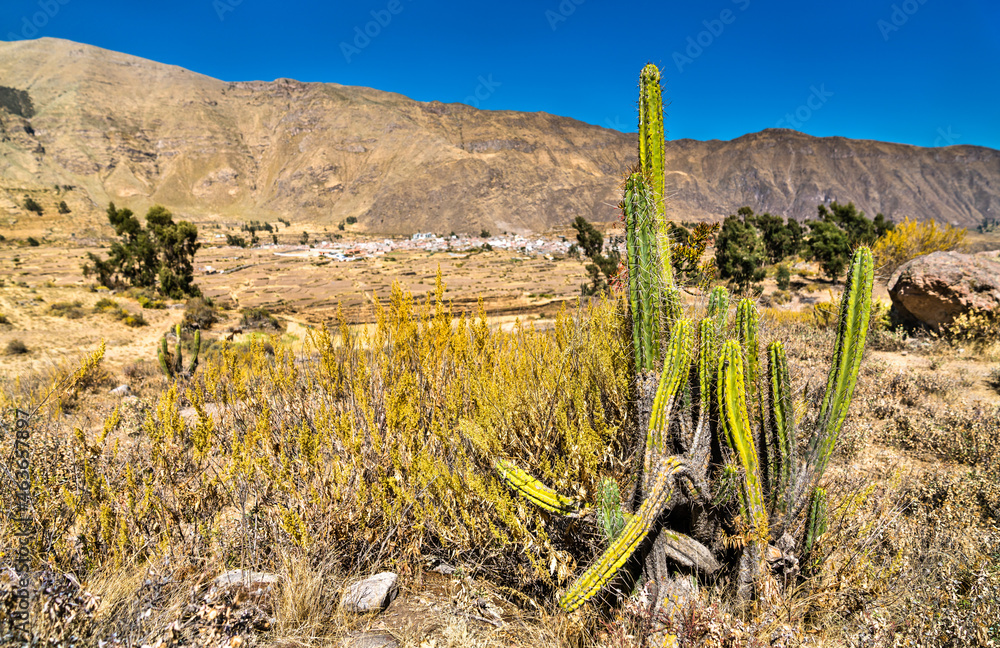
[
  {"x1": 805, "y1": 219, "x2": 851, "y2": 280},
  {"x1": 346, "y1": 216, "x2": 358, "y2": 225},
  {"x1": 715, "y1": 213, "x2": 766, "y2": 291},
  {"x1": 817, "y1": 201, "x2": 893, "y2": 247},
  {"x1": 83, "y1": 203, "x2": 199, "y2": 297},
  {"x1": 776, "y1": 263, "x2": 791, "y2": 290},
  {"x1": 57, "y1": 201, "x2": 70, "y2": 214},
  {"x1": 754, "y1": 212, "x2": 800, "y2": 263},
  {"x1": 571, "y1": 216, "x2": 604, "y2": 258}
]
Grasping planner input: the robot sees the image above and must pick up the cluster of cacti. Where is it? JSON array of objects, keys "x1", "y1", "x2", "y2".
[
  {"x1": 158, "y1": 323, "x2": 200, "y2": 379},
  {"x1": 496, "y1": 62, "x2": 874, "y2": 613}
]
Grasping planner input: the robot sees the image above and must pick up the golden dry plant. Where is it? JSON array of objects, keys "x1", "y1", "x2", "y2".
[
  {"x1": 1, "y1": 272, "x2": 633, "y2": 626},
  {"x1": 872, "y1": 216, "x2": 968, "y2": 280}
]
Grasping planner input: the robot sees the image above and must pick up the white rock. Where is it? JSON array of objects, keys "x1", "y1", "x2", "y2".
[
  {"x1": 341, "y1": 572, "x2": 399, "y2": 613},
  {"x1": 110, "y1": 384, "x2": 131, "y2": 396},
  {"x1": 209, "y1": 570, "x2": 279, "y2": 598}
]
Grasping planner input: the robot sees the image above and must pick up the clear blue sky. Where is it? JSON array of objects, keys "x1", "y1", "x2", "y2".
[{"x1": 3, "y1": 0, "x2": 998, "y2": 149}]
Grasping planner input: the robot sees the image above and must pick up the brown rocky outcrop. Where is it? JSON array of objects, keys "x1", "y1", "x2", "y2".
[{"x1": 888, "y1": 251, "x2": 1000, "y2": 328}]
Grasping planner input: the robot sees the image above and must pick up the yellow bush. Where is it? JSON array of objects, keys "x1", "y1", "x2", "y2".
[
  {"x1": 872, "y1": 217, "x2": 967, "y2": 280},
  {"x1": 1, "y1": 273, "x2": 632, "y2": 593}
]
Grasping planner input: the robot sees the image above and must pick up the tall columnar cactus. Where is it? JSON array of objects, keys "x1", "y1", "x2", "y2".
[{"x1": 493, "y1": 63, "x2": 875, "y2": 615}]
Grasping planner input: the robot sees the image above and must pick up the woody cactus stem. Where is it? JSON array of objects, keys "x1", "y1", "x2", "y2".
[{"x1": 560, "y1": 456, "x2": 686, "y2": 612}]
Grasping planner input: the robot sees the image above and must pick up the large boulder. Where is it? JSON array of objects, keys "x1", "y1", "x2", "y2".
[{"x1": 888, "y1": 250, "x2": 1000, "y2": 328}]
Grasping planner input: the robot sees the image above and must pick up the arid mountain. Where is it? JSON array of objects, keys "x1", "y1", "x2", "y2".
[{"x1": 1, "y1": 37, "x2": 998, "y2": 237}]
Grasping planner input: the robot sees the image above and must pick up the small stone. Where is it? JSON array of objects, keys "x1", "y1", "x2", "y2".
[
  {"x1": 343, "y1": 633, "x2": 398, "y2": 648},
  {"x1": 110, "y1": 384, "x2": 131, "y2": 396},
  {"x1": 341, "y1": 572, "x2": 399, "y2": 613},
  {"x1": 431, "y1": 562, "x2": 455, "y2": 575},
  {"x1": 209, "y1": 570, "x2": 279, "y2": 598}
]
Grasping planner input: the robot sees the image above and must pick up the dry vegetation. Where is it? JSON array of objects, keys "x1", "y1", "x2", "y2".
[{"x1": 0, "y1": 251, "x2": 998, "y2": 647}]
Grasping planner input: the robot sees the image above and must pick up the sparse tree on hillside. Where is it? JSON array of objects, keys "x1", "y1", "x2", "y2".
[
  {"x1": 23, "y1": 196, "x2": 43, "y2": 215},
  {"x1": 58, "y1": 201, "x2": 70, "y2": 214}
]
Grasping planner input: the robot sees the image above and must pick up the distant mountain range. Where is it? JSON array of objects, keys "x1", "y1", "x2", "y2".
[{"x1": 1, "y1": 37, "x2": 998, "y2": 237}]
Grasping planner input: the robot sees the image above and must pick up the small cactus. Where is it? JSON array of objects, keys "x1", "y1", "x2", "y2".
[{"x1": 157, "y1": 324, "x2": 201, "y2": 380}]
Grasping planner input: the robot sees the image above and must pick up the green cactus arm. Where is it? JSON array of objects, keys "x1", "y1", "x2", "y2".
[
  {"x1": 174, "y1": 323, "x2": 183, "y2": 374},
  {"x1": 736, "y1": 299, "x2": 761, "y2": 418},
  {"x1": 767, "y1": 341, "x2": 795, "y2": 514},
  {"x1": 623, "y1": 172, "x2": 661, "y2": 370},
  {"x1": 597, "y1": 478, "x2": 626, "y2": 543},
  {"x1": 642, "y1": 319, "x2": 693, "y2": 495},
  {"x1": 559, "y1": 456, "x2": 684, "y2": 612},
  {"x1": 187, "y1": 329, "x2": 201, "y2": 374},
  {"x1": 623, "y1": 175, "x2": 644, "y2": 367},
  {"x1": 707, "y1": 286, "x2": 729, "y2": 331},
  {"x1": 811, "y1": 247, "x2": 874, "y2": 476},
  {"x1": 158, "y1": 347, "x2": 172, "y2": 378},
  {"x1": 691, "y1": 317, "x2": 717, "y2": 469},
  {"x1": 495, "y1": 459, "x2": 580, "y2": 516},
  {"x1": 717, "y1": 340, "x2": 768, "y2": 531},
  {"x1": 805, "y1": 486, "x2": 828, "y2": 555},
  {"x1": 639, "y1": 64, "x2": 665, "y2": 222}
]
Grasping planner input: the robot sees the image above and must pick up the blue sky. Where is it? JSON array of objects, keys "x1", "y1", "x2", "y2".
[{"x1": 3, "y1": 0, "x2": 998, "y2": 149}]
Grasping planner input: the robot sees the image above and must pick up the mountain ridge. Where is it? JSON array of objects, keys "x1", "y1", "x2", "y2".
[{"x1": 1, "y1": 37, "x2": 997, "y2": 236}]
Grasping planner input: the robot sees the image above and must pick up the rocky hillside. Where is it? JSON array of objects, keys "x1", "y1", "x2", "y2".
[{"x1": 1, "y1": 38, "x2": 998, "y2": 236}]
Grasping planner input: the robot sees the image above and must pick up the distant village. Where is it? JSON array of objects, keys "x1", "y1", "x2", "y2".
[{"x1": 203, "y1": 231, "x2": 576, "y2": 272}]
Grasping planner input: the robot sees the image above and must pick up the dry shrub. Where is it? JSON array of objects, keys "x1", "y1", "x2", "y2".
[
  {"x1": 872, "y1": 217, "x2": 968, "y2": 281},
  {"x1": 47, "y1": 300, "x2": 87, "y2": 319}
]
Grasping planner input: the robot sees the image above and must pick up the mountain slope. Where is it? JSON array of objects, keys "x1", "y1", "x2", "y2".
[{"x1": 1, "y1": 38, "x2": 997, "y2": 236}]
